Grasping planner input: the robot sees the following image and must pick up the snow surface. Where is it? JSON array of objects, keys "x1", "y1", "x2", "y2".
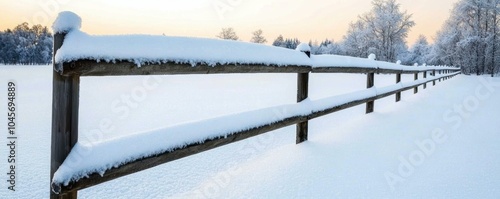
[
  {"x1": 51, "y1": 71, "x2": 459, "y2": 187},
  {"x1": 295, "y1": 43, "x2": 311, "y2": 52},
  {"x1": 368, "y1": 53, "x2": 376, "y2": 60},
  {"x1": 2, "y1": 65, "x2": 500, "y2": 198},
  {"x1": 311, "y1": 54, "x2": 459, "y2": 71},
  {"x1": 52, "y1": 11, "x2": 82, "y2": 34},
  {"x1": 54, "y1": 30, "x2": 311, "y2": 67}
]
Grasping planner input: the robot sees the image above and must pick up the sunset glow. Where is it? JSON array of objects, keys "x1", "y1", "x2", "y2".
[{"x1": 0, "y1": 0, "x2": 458, "y2": 45}]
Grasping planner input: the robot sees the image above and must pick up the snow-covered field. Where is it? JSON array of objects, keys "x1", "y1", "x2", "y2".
[{"x1": 1, "y1": 65, "x2": 500, "y2": 198}]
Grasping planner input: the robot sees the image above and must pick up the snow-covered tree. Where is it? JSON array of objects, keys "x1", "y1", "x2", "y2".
[
  {"x1": 402, "y1": 35, "x2": 431, "y2": 65},
  {"x1": 342, "y1": 0, "x2": 415, "y2": 62},
  {"x1": 250, "y1": 29, "x2": 267, "y2": 44},
  {"x1": 342, "y1": 21, "x2": 375, "y2": 58},
  {"x1": 311, "y1": 39, "x2": 345, "y2": 55},
  {"x1": 216, "y1": 27, "x2": 239, "y2": 40},
  {"x1": 0, "y1": 22, "x2": 53, "y2": 65},
  {"x1": 431, "y1": 0, "x2": 500, "y2": 75}
]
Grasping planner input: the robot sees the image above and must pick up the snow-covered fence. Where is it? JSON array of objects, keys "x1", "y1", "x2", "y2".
[{"x1": 49, "y1": 12, "x2": 461, "y2": 199}]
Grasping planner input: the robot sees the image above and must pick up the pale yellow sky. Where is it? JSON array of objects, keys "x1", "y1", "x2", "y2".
[{"x1": 0, "y1": 0, "x2": 457, "y2": 45}]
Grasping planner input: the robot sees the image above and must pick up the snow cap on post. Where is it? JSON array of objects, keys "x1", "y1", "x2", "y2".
[
  {"x1": 368, "y1": 53, "x2": 376, "y2": 60},
  {"x1": 296, "y1": 43, "x2": 311, "y2": 58},
  {"x1": 52, "y1": 11, "x2": 82, "y2": 34},
  {"x1": 396, "y1": 60, "x2": 402, "y2": 65}
]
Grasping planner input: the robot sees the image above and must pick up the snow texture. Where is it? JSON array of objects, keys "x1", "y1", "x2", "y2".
[
  {"x1": 3, "y1": 65, "x2": 500, "y2": 199},
  {"x1": 311, "y1": 54, "x2": 459, "y2": 71},
  {"x1": 52, "y1": 11, "x2": 82, "y2": 34},
  {"x1": 54, "y1": 30, "x2": 313, "y2": 67},
  {"x1": 296, "y1": 43, "x2": 311, "y2": 52}
]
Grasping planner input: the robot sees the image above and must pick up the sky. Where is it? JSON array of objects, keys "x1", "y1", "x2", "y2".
[{"x1": 0, "y1": 0, "x2": 458, "y2": 45}]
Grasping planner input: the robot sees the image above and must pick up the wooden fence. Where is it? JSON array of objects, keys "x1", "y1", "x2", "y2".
[{"x1": 50, "y1": 32, "x2": 461, "y2": 198}]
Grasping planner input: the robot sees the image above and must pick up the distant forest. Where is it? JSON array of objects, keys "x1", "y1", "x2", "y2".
[{"x1": 0, "y1": 22, "x2": 53, "y2": 65}]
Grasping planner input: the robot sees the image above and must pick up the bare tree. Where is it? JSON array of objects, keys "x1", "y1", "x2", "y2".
[
  {"x1": 431, "y1": 0, "x2": 500, "y2": 75},
  {"x1": 342, "y1": 0, "x2": 414, "y2": 62},
  {"x1": 250, "y1": 29, "x2": 267, "y2": 44},
  {"x1": 216, "y1": 27, "x2": 239, "y2": 40}
]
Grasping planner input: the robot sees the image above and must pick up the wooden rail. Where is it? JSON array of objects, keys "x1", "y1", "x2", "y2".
[{"x1": 50, "y1": 33, "x2": 461, "y2": 198}]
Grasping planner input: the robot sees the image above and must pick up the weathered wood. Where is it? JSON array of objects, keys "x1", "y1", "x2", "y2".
[
  {"x1": 52, "y1": 72, "x2": 460, "y2": 194},
  {"x1": 296, "y1": 72, "x2": 309, "y2": 144},
  {"x1": 296, "y1": 50, "x2": 310, "y2": 144},
  {"x1": 58, "y1": 60, "x2": 312, "y2": 76},
  {"x1": 311, "y1": 67, "x2": 458, "y2": 75},
  {"x1": 294, "y1": 49, "x2": 310, "y2": 144},
  {"x1": 366, "y1": 73, "x2": 375, "y2": 113},
  {"x1": 433, "y1": 70, "x2": 436, "y2": 86},
  {"x1": 414, "y1": 73, "x2": 419, "y2": 94},
  {"x1": 423, "y1": 71, "x2": 427, "y2": 89},
  {"x1": 312, "y1": 67, "x2": 377, "y2": 74},
  {"x1": 57, "y1": 60, "x2": 459, "y2": 76},
  {"x1": 51, "y1": 33, "x2": 79, "y2": 199},
  {"x1": 396, "y1": 73, "x2": 402, "y2": 102}
]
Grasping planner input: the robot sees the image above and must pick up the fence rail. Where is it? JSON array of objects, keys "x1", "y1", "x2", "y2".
[{"x1": 50, "y1": 32, "x2": 461, "y2": 198}]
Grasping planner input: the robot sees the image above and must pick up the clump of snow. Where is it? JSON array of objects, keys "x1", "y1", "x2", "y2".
[
  {"x1": 414, "y1": 63, "x2": 419, "y2": 67},
  {"x1": 52, "y1": 11, "x2": 82, "y2": 34},
  {"x1": 368, "y1": 53, "x2": 376, "y2": 60},
  {"x1": 396, "y1": 60, "x2": 402, "y2": 65},
  {"x1": 296, "y1": 43, "x2": 311, "y2": 52}
]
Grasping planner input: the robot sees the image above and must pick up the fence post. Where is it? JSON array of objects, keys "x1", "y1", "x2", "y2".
[
  {"x1": 414, "y1": 72, "x2": 418, "y2": 94},
  {"x1": 433, "y1": 70, "x2": 436, "y2": 86},
  {"x1": 51, "y1": 32, "x2": 79, "y2": 199},
  {"x1": 296, "y1": 49, "x2": 310, "y2": 144},
  {"x1": 396, "y1": 73, "x2": 401, "y2": 102},
  {"x1": 423, "y1": 71, "x2": 427, "y2": 89},
  {"x1": 366, "y1": 72, "x2": 375, "y2": 113},
  {"x1": 439, "y1": 70, "x2": 442, "y2": 82}
]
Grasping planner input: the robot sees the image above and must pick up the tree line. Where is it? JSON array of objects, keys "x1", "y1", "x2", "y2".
[
  {"x1": 2, "y1": 0, "x2": 498, "y2": 75},
  {"x1": 217, "y1": 0, "x2": 499, "y2": 75},
  {"x1": 0, "y1": 22, "x2": 53, "y2": 65}
]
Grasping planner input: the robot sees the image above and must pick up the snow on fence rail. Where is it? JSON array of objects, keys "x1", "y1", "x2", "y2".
[{"x1": 50, "y1": 12, "x2": 461, "y2": 199}]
